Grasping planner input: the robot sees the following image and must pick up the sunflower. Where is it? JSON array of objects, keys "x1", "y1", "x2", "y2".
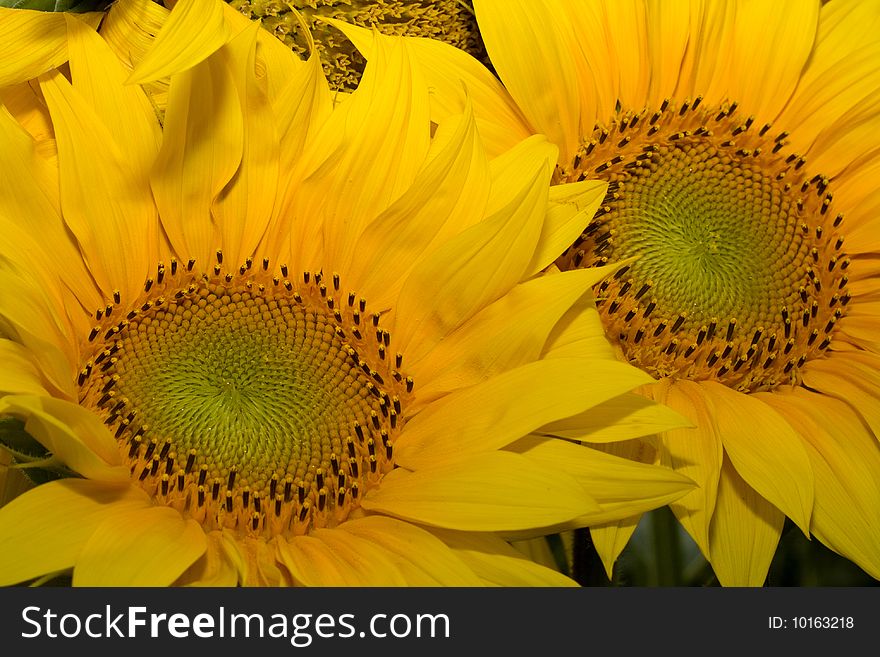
[
  {"x1": 336, "y1": 0, "x2": 880, "y2": 585},
  {"x1": 0, "y1": 0, "x2": 693, "y2": 586}
]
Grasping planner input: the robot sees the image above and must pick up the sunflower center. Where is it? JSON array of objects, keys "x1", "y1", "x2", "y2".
[
  {"x1": 557, "y1": 99, "x2": 850, "y2": 392},
  {"x1": 77, "y1": 257, "x2": 412, "y2": 537}
]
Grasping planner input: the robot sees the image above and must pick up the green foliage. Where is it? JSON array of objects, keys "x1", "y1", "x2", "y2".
[{"x1": 0, "y1": 0, "x2": 114, "y2": 12}]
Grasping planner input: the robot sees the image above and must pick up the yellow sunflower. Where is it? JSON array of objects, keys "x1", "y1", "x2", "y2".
[
  {"x1": 0, "y1": 0, "x2": 692, "y2": 586},
  {"x1": 335, "y1": 0, "x2": 880, "y2": 585}
]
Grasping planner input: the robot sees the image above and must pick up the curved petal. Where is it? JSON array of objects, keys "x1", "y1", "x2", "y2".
[
  {"x1": 473, "y1": 0, "x2": 588, "y2": 163},
  {"x1": 326, "y1": 18, "x2": 532, "y2": 159},
  {"x1": 510, "y1": 435, "x2": 695, "y2": 525},
  {"x1": 40, "y1": 68, "x2": 157, "y2": 304},
  {"x1": 0, "y1": 395, "x2": 128, "y2": 483},
  {"x1": 345, "y1": 104, "x2": 489, "y2": 309},
  {"x1": 175, "y1": 530, "x2": 243, "y2": 586},
  {"x1": 707, "y1": 457, "x2": 784, "y2": 587},
  {"x1": 362, "y1": 451, "x2": 597, "y2": 532},
  {"x1": 74, "y1": 505, "x2": 207, "y2": 586},
  {"x1": 701, "y1": 381, "x2": 813, "y2": 536},
  {"x1": 212, "y1": 23, "x2": 279, "y2": 268},
  {"x1": 392, "y1": 159, "x2": 551, "y2": 361},
  {"x1": 760, "y1": 388, "x2": 880, "y2": 580},
  {"x1": 66, "y1": 15, "x2": 161, "y2": 189},
  {"x1": 150, "y1": 54, "x2": 242, "y2": 267},
  {"x1": 538, "y1": 391, "x2": 691, "y2": 444},
  {"x1": 127, "y1": 0, "x2": 229, "y2": 84},
  {"x1": 409, "y1": 269, "x2": 617, "y2": 403},
  {"x1": 0, "y1": 340, "x2": 51, "y2": 396},
  {"x1": 429, "y1": 528, "x2": 577, "y2": 586},
  {"x1": 0, "y1": 479, "x2": 150, "y2": 586},
  {"x1": 653, "y1": 379, "x2": 723, "y2": 558},
  {"x1": 0, "y1": 9, "x2": 67, "y2": 86},
  {"x1": 338, "y1": 515, "x2": 482, "y2": 586},
  {"x1": 395, "y1": 358, "x2": 654, "y2": 470}
]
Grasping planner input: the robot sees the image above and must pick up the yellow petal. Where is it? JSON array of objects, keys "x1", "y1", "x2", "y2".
[
  {"x1": 511, "y1": 435, "x2": 695, "y2": 526},
  {"x1": 277, "y1": 534, "x2": 371, "y2": 586},
  {"x1": 345, "y1": 104, "x2": 489, "y2": 309},
  {"x1": 295, "y1": 35, "x2": 431, "y2": 277},
  {"x1": 721, "y1": 0, "x2": 819, "y2": 123},
  {"x1": 0, "y1": 269, "x2": 76, "y2": 398},
  {"x1": 40, "y1": 69, "x2": 157, "y2": 303},
  {"x1": 538, "y1": 391, "x2": 691, "y2": 444},
  {"x1": 0, "y1": 9, "x2": 66, "y2": 87},
  {"x1": 759, "y1": 388, "x2": 880, "y2": 579},
  {"x1": 473, "y1": 0, "x2": 587, "y2": 163},
  {"x1": 66, "y1": 15, "x2": 161, "y2": 192},
  {"x1": 392, "y1": 159, "x2": 550, "y2": 361},
  {"x1": 0, "y1": 103, "x2": 102, "y2": 319},
  {"x1": 645, "y1": 0, "x2": 693, "y2": 108},
  {"x1": 708, "y1": 457, "x2": 784, "y2": 587},
  {"x1": 0, "y1": 479, "x2": 150, "y2": 586},
  {"x1": 780, "y1": 0, "x2": 880, "y2": 166},
  {"x1": 395, "y1": 357, "x2": 654, "y2": 470},
  {"x1": 0, "y1": 395, "x2": 128, "y2": 483},
  {"x1": 801, "y1": 357, "x2": 880, "y2": 438},
  {"x1": 410, "y1": 269, "x2": 616, "y2": 403},
  {"x1": 653, "y1": 379, "x2": 723, "y2": 558},
  {"x1": 362, "y1": 451, "x2": 597, "y2": 532},
  {"x1": 127, "y1": 0, "x2": 229, "y2": 84},
  {"x1": 324, "y1": 17, "x2": 531, "y2": 159},
  {"x1": 590, "y1": 518, "x2": 641, "y2": 581},
  {"x1": 429, "y1": 529, "x2": 577, "y2": 586},
  {"x1": 339, "y1": 516, "x2": 482, "y2": 586},
  {"x1": 309, "y1": 528, "x2": 409, "y2": 586},
  {"x1": 701, "y1": 380, "x2": 813, "y2": 536},
  {"x1": 150, "y1": 55, "x2": 242, "y2": 267},
  {"x1": 0, "y1": 340, "x2": 50, "y2": 396},
  {"x1": 175, "y1": 531, "x2": 243, "y2": 586},
  {"x1": 525, "y1": 179, "x2": 608, "y2": 277},
  {"x1": 74, "y1": 505, "x2": 207, "y2": 586},
  {"x1": 212, "y1": 23, "x2": 279, "y2": 268}
]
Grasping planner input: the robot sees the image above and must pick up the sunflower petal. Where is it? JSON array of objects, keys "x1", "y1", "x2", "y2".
[
  {"x1": 324, "y1": 17, "x2": 531, "y2": 159},
  {"x1": 0, "y1": 395, "x2": 128, "y2": 482},
  {"x1": 150, "y1": 54, "x2": 242, "y2": 267},
  {"x1": 392, "y1": 158, "x2": 551, "y2": 361},
  {"x1": 473, "y1": 0, "x2": 587, "y2": 164},
  {"x1": 395, "y1": 357, "x2": 654, "y2": 469},
  {"x1": 0, "y1": 479, "x2": 150, "y2": 586},
  {"x1": 701, "y1": 380, "x2": 813, "y2": 536},
  {"x1": 0, "y1": 9, "x2": 67, "y2": 86},
  {"x1": 410, "y1": 269, "x2": 615, "y2": 403},
  {"x1": 39, "y1": 68, "x2": 157, "y2": 303},
  {"x1": 339, "y1": 516, "x2": 482, "y2": 586},
  {"x1": 212, "y1": 23, "x2": 279, "y2": 267},
  {"x1": 707, "y1": 457, "x2": 784, "y2": 587},
  {"x1": 512, "y1": 435, "x2": 694, "y2": 525},
  {"x1": 65, "y1": 15, "x2": 161, "y2": 189},
  {"x1": 651, "y1": 379, "x2": 723, "y2": 558},
  {"x1": 74, "y1": 505, "x2": 206, "y2": 586},
  {"x1": 127, "y1": 0, "x2": 228, "y2": 84},
  {"x1": 759, "y1": 389, "x2": 880, "y2": 579},
  {"x1": 361, "y1": 451, "x2": 597, "y2": 532},
  {"x1": 0, "y1": 340, "x2": 50, "y2": 396},
  {"x1": 429, "y1": 529, "x2": 577, "y2": 586}
]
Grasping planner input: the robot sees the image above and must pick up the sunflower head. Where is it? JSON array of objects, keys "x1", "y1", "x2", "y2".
[{"x1": 0, "y1": 0, "x2": 693, "y2": 586}]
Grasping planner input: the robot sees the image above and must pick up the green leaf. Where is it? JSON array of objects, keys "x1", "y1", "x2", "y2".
[{"x1": 0, "y1": 0, "x2": 115, "y2": 12}]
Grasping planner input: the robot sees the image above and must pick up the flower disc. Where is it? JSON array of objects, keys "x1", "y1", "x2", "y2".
[
  {"x1": 557, "y1": 100, "x2": 849, "y2": 392},
  {"x1": 77, "y1": 262, "x2": 409, "y2": 537}
]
